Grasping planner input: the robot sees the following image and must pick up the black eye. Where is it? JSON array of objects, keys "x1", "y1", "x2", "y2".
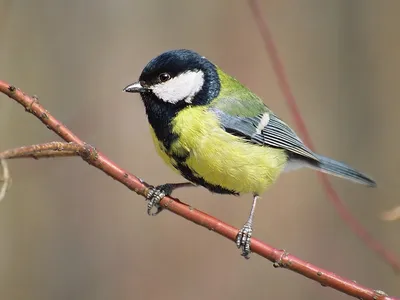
[{"x1": 159, "y1": 72, "x2": 171, "y2": 82}]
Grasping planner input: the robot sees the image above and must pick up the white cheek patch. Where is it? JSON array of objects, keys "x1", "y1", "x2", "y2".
[{"x1": 152, "y1": 70, "x2": 204, "y2": 104}]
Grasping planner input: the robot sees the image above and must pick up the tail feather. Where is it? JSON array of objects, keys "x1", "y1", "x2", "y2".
[{"x1": 311, "y1": 154, "x2": 376, "y2": 187}]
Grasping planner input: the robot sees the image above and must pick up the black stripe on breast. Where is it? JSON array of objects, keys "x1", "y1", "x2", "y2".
[{"x1": 175, "y1": 161, "x2": 239, "y2": 195}]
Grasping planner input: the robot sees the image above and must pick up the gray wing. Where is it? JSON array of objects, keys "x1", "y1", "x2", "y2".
[{"x1": 212, "y1": 108, "x2": 319, "y2": 162}]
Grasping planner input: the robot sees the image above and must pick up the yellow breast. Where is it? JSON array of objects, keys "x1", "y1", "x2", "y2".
[{"x1": 152, "y1": 106, "x2": 288, "y2": 195}]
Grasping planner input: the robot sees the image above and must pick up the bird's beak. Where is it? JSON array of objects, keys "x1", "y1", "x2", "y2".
[{"x1": 123, "y1": 81, "x2": 148, "y2": 93}]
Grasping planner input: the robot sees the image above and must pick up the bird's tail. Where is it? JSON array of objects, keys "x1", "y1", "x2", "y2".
[{"x1": 311, "y1": 154, "x2": 376, "y2": 187}]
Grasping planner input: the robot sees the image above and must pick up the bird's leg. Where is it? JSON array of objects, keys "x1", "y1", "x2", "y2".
[
  {"x1": 146, "y1": 182, "x2": 195, "y2": 216},
  {"x1": 236, "y1": 194, "x2": 259, "y2": 259}
]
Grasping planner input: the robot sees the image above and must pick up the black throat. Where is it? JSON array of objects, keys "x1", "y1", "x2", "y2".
[{"x1": 141, "y1": 96, "x2": 182, "y2": 149}]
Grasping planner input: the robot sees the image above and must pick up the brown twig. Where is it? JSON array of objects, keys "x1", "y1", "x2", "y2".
[
  {"x1": 382, "y1": 206, "x2": 400, "y2": 222},
  {"x1": 247, "y1": 0, "x2": 400, "y2": 273},
  {"x1": 0, "y1": 159, "x2": 11, "y2": 202},
  {"x1": 0, "y1": 142, "x2": 84, "y2": 159},
  {"x1": 0, "y1": 83, "x2": 398, "y2": 299}
]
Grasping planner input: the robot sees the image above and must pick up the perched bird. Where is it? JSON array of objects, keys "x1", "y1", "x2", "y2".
[{"x1": 123, "y1": 49, "x2": 376, "y2": 258}]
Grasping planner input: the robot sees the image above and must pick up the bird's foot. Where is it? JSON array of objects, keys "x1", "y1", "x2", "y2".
[
  {"x1": 146, "y1": 184, "x2": 175, "y2": 216},
  {"x1": 236, "y1": 222, "x2": 253, "y2": 259}
]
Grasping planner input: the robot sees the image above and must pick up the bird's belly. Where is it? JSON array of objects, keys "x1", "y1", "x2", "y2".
[
  {"x1": 169, "y1": 108, "x2": 288, "y2": 195},
  {"x1": 182, "y1": 133, "x2": 286, "y2": 194}
]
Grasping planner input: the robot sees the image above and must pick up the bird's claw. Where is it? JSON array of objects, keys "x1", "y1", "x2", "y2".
[
  {"x1": 236, "y1": 223, "x2": 253, "y2": 259},
  {"x1": 146, "y1": 187, "x2": 166, "y2": 216}
]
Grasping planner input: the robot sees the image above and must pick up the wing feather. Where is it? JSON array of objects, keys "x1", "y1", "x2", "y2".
[{"x1": 212, "y1": 108, "x2": 318, "y2": 162}]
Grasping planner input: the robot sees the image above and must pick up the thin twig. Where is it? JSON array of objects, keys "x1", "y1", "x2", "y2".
[
  {"x1": 0, "y1": 83, "x2": 397, "y2": 299},
  {"x1": 247, "y1": 0, "x2": 400, "y2": 273},
  {"x1": 0, "y1": 159, "x2": 11, "y2": 202},
  {"x1": 0, "y1": 142, "x2": 83, "y2": 159},
  {"x1": 382, "y1": 206, "x2": 400, "y2": 221}
]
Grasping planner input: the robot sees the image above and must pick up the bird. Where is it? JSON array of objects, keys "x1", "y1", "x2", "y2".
[{"x1": 123, "y1": 49, "x2": 376, "y2": 258}]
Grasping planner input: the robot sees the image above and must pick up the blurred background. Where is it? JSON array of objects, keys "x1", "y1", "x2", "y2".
[{"x1": 1, "y1": 0, "x2": 399, "y2": 299}]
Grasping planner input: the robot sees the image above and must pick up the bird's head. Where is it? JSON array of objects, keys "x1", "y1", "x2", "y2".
[{"x1": 123, "y1": 49, "x2": 220, "y2": 107}]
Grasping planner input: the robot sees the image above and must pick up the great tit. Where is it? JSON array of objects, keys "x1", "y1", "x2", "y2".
[{"x1": 123, "y1": 49, "x2": 376, "y2": 258}]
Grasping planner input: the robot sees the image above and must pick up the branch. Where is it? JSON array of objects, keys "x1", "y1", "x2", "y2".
[
  {"x1": 382, "y1": 206, "x2": 400, "y2": 222},
  {"x1": 0, "y1": 83, "x2": 398, "y2": 299},
  {"x1": 0, "y1": 159, "x2": 11, "y2": 202},
  {"x1": 0, "y1": 141, "x2": 84, "y2": 159},
  {"x1": 247, "y1": 0, "x2": 400, "y2": 273}
]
